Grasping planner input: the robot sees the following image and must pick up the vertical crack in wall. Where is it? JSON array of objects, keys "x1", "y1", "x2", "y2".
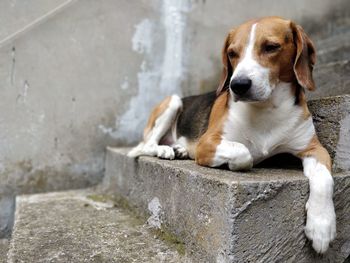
[
  {"x1": 10, "y1": 46, "x2": 16, "y2": 86},
  {"x1": 101, "y1": 0, "x2": 191, "y2": 144}
]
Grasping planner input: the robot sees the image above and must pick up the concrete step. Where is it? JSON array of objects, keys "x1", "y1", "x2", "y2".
[
  {"x1": 0, "y1": 194, "x2": 15, "y2": 239},
  {"x1": 311, "y1": 28, "x2": 350, "y2": 98},
  {"x1": 0, "y1": 239, "x2": 9, "y2": 263},
  {"x1": 103, "y1": 148, "x2": 350, "y2": 262},
  {"x1": 308, "y1": 95, "x2": 350, "y2": 171},
  {"x1": 311, "y1": 60, "x2": 350, "y2": 99},
  {"x1": 7, "y1": 190, "x2": 188, "y2": 263},
  {"x1": 315, "y1": 30, "x2": 350, "y2": 64}
]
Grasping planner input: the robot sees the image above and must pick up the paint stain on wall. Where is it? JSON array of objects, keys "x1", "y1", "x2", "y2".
[
  {"x1": 99, "y1": 0, "x2": 191, "y2": 144},
  {"x1": 16, "y1": 80, "x2": 30, "y2": 103}
]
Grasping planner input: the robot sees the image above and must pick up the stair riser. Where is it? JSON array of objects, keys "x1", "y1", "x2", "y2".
[
  {"x1": 311, "y1": 61, "x2": 350, "y2": 99},
  {"x1": 0, "y1": 195, "x2": 15, "y2": 239},
  {"x1": 104, "y1": 149, "x2": 350, "y2": 262},
  {"x1": 308, "y1": 95, "x2": 350, "y2": 171}
]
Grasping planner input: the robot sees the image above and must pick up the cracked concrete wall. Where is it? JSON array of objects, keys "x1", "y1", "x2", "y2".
[
  {"x1": 0, "y1": 0, "x2": 158, "y2": 196},
  {"x1": 0, "y1": 0, "x2": 348, "y2": 236}
]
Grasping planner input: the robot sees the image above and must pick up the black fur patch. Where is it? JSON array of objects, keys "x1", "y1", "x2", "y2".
[{"x1": 176, "y1": 91, "x2": 217, "y2": 140}]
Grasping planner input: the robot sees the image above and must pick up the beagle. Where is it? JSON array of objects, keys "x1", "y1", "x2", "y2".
[{"x1": 128, "y1": 17, "x2": 336, "y2": 254}]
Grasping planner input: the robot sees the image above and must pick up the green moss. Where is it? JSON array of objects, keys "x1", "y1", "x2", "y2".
[
  {"x1": 87, "y1": 194, "x2": 111, "y2": 203},
  {"x1": 151, "y1": 228, "x2": 186, "y2": 256},
  {"x1": 111, "y1": 195, "x2": 134, "y2": 211},
  {"x1": 87, "y1": 194, "x2": 186, "y2": 255},
  {"x1": 111, "y1": 195, "x2": 145, "y2": 227}
]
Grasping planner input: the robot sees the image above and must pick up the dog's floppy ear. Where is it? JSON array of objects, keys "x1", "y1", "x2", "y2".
[
  {"x1": 217, "y1": 33, "x2": 233, "y2": 96},
  {"x1": 291, "y1": 22, "x2": 316, "y2": 91}
]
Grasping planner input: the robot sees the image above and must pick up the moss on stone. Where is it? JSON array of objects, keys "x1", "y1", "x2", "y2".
[
  {"x1": 87, "y1": 193, "x2": 186, "y2": 256},
  {"x1": 151, "y1": 228, "x2": 186, "y2": 256},
  {"x1": 87, "y1": 194, "x2": 111, "y2": 203}
]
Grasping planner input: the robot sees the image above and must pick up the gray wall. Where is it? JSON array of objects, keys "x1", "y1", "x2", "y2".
[{"x1": 0, "y1": 0, "x2": 348, "y2": 197}]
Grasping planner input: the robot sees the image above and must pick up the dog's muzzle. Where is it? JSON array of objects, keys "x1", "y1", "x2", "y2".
[{"x1": 230, "y1": 78, "x2": 252, "y2": 96}]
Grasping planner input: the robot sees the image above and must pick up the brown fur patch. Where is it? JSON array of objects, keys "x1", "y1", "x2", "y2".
[
  {"x1": 253, "y1": 18, "x2": 298, "y2": 87},
  {"x1": 219, "y1": 17, "x2": 316, "y2": 96},
  {"x1": 298, "y1": 135, "x2": 332, "y2": 171},
  {"x1": 299, "y1": 92, "x2": 311, "y2": 119},
  {"x1": 195, "y1": 92, "x2": 229, "y2": 166},
  {"x1": 143, "y1": 96, "x2": 172, "y2": 140}
]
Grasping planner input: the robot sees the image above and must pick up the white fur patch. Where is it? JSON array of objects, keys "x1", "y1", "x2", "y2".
[
  {"x1": 157, "y1": 145, "x2": 175, "y2": 160},
  {"x1": 128, "y1": 95, "x2": 182, "y2": 158},
  {"x1": 172, "y1": 144, "x2": 189, "y2": 159},
  {"x1": 303, "y1": 157, "x2": 336, "y2": 253},
  {"x1": 223, "y1": 83, "x2": 315, "y2": 163},
  {"x1": 212, "y1": 140, "x2": 253, "y2": 171},
  {"x1": 231, "y1": 23, "x2": 271, "y2": 101}
]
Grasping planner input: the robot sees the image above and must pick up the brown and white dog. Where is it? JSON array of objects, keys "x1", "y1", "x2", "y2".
[{"x1": 128, "y1": 16, "x2": 336, "y2": 253}]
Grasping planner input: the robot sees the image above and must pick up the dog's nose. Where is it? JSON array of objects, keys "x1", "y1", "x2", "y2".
[{"x1": 230, "y1": 78, "x2": 252, "y2": 95}]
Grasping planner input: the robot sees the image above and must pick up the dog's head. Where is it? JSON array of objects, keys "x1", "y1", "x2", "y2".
[{"x1": 217, "y1": 17, "x2": 316, "y2": 102}]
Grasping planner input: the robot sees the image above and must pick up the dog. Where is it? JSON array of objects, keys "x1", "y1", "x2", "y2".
[{"x1": 128, "y1": 16, "x2": 336, "y2": 253}]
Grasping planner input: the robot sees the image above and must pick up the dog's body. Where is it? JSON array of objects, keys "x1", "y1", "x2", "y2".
[{"x1": 128, "y1": 17, "x2": 336, "y2": 253}]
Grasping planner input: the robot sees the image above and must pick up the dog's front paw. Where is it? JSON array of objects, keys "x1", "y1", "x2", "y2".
[
  {"x1": 172, "y1": 144, "x2": 189, "y2": 159},
  {"x1": 305, "y1": 200, "x2": 336, "y2": 253},
  {"x1": 157, "y1": 145, "x2": 175, "y2": 160},
  {"x1": 228, "y1": 143, "x2": 253, "y2": 171}
]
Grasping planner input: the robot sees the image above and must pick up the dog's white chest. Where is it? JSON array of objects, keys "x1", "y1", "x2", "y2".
[{"x1": 222, "y1": 88, "x2": 314, "y2": 163}]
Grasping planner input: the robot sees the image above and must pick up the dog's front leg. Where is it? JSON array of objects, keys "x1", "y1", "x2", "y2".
[
  {"x1": 298, "y1": 137, "x2": 336, "y2": 253},
  {"x1": 196, "y1": 135, "x2": 253, "y2": 171}
]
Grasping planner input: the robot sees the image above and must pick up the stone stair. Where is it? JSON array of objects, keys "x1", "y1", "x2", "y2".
[
  {"x1": 7, "y1": 190, "x2": 189, "y2": 263},
  {"x1": 315, "y1": 30, "x2": 350, "y2": 64},
  {"x1": 311, "y1": 26, "x2": 350, "y2": 99},
  {"x1": 101, "y1": 148, "x2": 350, "y2": 263},
  {"x1": 0, "y1": 239, "x2": 9, "y2": 263}
]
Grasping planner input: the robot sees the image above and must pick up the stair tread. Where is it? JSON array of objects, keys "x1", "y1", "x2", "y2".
[
  {"x1": 0, "y1": 239, "x2": 9, "y2": 263},
  {"x1": 311, "y1": 60, "x2": 350, "y2": 99},
  {"x1": 312, "y1": 28, "x2": 350, "y2": 64},
  {"x1": 316, "y1": 30, "x2": 350, "y2": 54},
  {"x1": 8, "y1": 190, "x2": 187, "y2": 263}
]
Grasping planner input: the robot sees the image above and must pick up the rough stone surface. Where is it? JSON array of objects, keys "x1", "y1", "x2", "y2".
[
  {"x1": 0, "y1": 239, "x2": 9, "y2": 263},
  {"x1": 310, "y1": 60, "x2": 350, "y2": 99},
  {"x1": 103, "y1": 148, "x2": 350, "y2": 263},
  {"x1": 315, "y1": 30, "x2": 350, "y2": 64},
  {"x1": 0, "y1": 194, "x2": 15, "y2": 239},
  {"x1": 8, "y1": 190, "x2": 188, "y2": 263},
  {"x1": 308, "y1": 95, "x2": 350, "y2": 171}
]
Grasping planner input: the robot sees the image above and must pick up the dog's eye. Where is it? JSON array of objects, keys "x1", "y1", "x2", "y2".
[
  {"x1": 227, "y1": 50, "x2": 238, "y2": 59},
  {"x1": 263, "y1": 43, "x2": 281, "y2": 53}
]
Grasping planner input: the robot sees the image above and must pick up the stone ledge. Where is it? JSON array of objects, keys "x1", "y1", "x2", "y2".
[
  {"x1": 7, "y1": 190, "x2": 187, "y2": 263},
  {"x1": 311, "y1": 60, "x2": 350, "y2": 99},
  {"x1": 103, "y1": 148, "x2": 350, "y2": 263},
  {"x1": 0, "y1": 239, "x2": 9, "y2": 263},
  {"x1": 315, "y1": 30, "x2": 350, "y2": 64},
  {"x1": 308, "y1": 95, "x2": 350, "y2": 171}
]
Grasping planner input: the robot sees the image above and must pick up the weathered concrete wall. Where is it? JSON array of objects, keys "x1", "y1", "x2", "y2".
[
  {"x1": 0, "y1": 0, "x2": 158, "y2": 196},
  {"x1": 0, "y1": 0, "x2": 348, "y2": 198}
]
